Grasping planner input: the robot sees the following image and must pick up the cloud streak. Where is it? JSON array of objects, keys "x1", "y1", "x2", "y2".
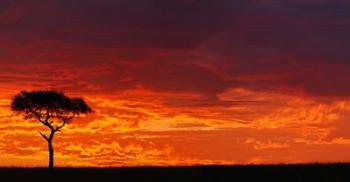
[{"x1": 0, "y1": 0, "x2": 349, "y2": 166}]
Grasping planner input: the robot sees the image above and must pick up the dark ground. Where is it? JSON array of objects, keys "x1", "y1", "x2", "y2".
[{"x1": 1, "y1": 163, "x2": 350, "y2": 182}]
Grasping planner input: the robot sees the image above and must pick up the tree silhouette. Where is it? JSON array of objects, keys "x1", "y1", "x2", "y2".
[{"x1": 11, "y1": 90, "x2": 92, "y2": 170}]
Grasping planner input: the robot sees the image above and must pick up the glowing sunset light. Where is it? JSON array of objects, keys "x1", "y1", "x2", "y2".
[{"x1": 0, "y1": 0, "x2": 349, "y2": 167}]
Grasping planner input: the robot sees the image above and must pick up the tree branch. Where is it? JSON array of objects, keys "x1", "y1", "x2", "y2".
[
  {"x1": 33, "y1": 111, "x2": 43, "y2": 123},
  {"x1": 44, "y1": 108, "x2": 50, "y2": 123},
  {"x1": 54, "y1": 116, "x2": 73, "y2": 132},
  {"x1": 32, "y1": 109, "x2": 54, "y2": 130},
  {"x1": 54, "y1": 122, "x2": 66, "y2": 132},
  {"x1": 38, "y1": 131, "x2": 49, "y2": 141}
]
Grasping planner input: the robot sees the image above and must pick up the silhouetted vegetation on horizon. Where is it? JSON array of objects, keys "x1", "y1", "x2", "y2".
[
  {"x1": 0, "y1": 163, "x2": 349, "y2": 182},
  {"x1": 11, "y1": 90, "x2": 92, "y2": 170}
]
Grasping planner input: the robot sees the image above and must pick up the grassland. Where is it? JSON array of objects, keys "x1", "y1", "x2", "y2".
[{"x1": 0, "y1": 163, "x2": 349, "y2": 182}]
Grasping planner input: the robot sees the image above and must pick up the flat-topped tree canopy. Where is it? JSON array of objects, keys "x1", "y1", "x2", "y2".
[
  {"x1": 11, "y1": 90, "x2": 92, "y2": 122},
  {"x1": 11, "y1": 90, "x2": 92, "y2": 169}
]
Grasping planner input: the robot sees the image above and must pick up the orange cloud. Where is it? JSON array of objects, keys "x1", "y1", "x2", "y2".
[{"x1": 0, "y1": 0, "x2": 350, "y2": 167}]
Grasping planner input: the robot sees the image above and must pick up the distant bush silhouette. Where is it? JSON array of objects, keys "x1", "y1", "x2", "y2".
[{"x1": 11, "y1": 90, "x2": 92, "y2": 170}]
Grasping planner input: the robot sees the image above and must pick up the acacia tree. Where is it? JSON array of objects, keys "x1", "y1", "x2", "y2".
[{"x1": 11, "y1": 90, "x2": 92, "y2": 170}]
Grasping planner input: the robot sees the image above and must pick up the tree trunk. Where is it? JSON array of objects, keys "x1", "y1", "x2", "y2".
[
  {"x1": 47, "y1": 129, "x2": 55, "y2": 170},
  {"x1": 48, "y1": 139, "x2": 54, "y2": 170}
]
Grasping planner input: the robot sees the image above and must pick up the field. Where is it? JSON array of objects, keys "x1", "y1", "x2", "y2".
[{"x1": 1, "y1": 163, "x2": 349, "y2": 182}]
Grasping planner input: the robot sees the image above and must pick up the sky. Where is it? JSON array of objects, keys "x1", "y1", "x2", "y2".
[{"x1": 0, "y1": 0, "x2": 350, "y2": 167}]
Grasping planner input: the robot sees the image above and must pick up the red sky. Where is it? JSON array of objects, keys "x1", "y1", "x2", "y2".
[{"x1": 0, "y1": 0, "x2": 350, "y2": 167}]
